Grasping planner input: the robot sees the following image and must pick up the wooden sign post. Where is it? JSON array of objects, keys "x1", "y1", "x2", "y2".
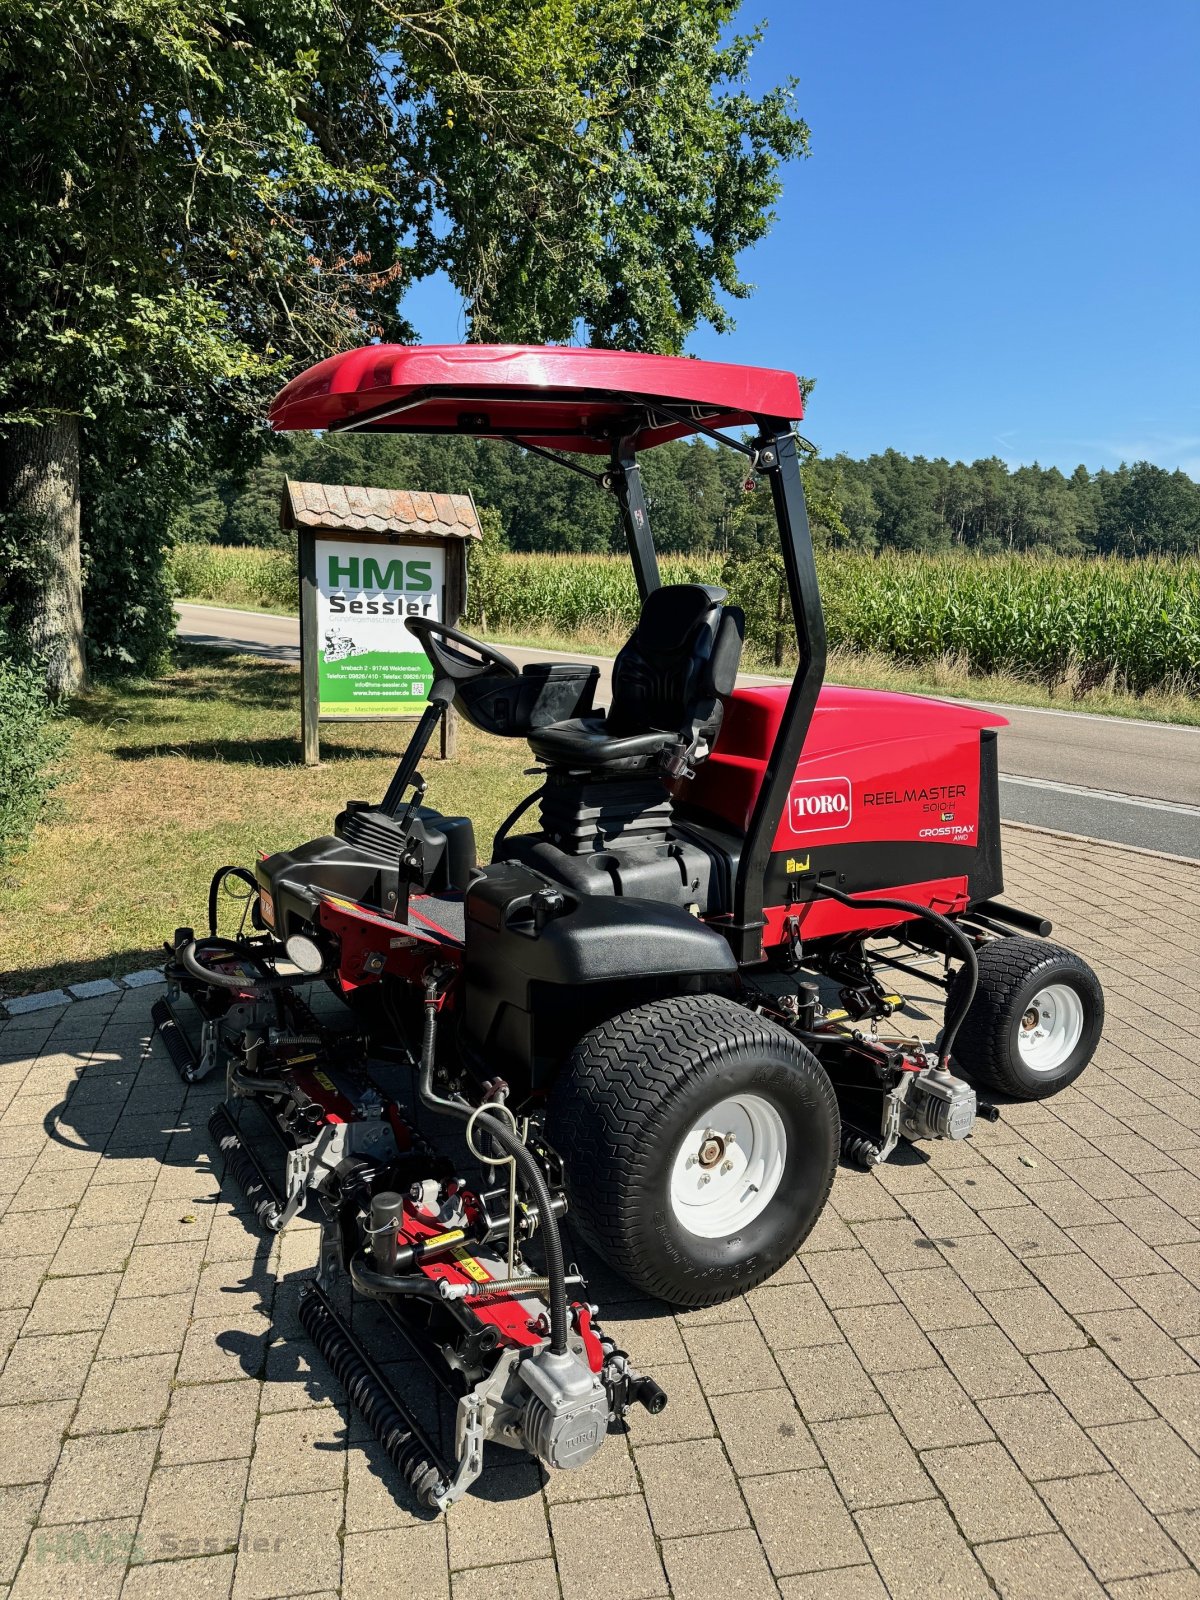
[{"x1": 281, "y1": 480, "x2": 480, "y2": 766}]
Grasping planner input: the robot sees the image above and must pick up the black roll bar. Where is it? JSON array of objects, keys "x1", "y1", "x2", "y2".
[
  {"x1": 728, "y1": 428, "x2": 827, "y2": 963},
  {"x1": 610, "y1": 440, "x2": 662, "y2": 602}
]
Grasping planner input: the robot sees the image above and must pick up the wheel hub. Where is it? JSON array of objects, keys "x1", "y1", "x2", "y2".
[
  {"x1": 697, "y1": 1133, "x2": 726, "y2": 1169},
  {"x1": 1016, "y1": 982, "x2": 1085, "y2": 1072},
  {"x1": 670, "y1": 1094, "x2": 787, "y2": 1240}
]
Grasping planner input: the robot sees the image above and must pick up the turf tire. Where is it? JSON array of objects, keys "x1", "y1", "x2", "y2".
[
  {"x1": 545, "y1": 993, "x2": 840, "y2": 1307},
  {"x1": 948, "y1": 937, "x2": 1103, "y2": 1100}
]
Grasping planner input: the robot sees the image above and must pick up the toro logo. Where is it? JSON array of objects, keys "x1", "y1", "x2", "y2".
[{"x1": 788, "y1": 776, "x2": 852, "y2": 834}]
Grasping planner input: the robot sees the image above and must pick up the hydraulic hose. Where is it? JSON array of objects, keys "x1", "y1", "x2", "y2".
[
  {"x1": 470, "y1": 1110, "x2": 570, "y2": 1356},
  {"x1": 348, "y1": 1252, "x2": 450, "y2": 1302},
  {"x1": 810, "y1": 883, "x2": 979, "y2": 1072},
  {"x1": 178, "y1": 937, "x2": 293, "y2": 993},
  {"x1": 416, "y1": 966, "x2": 570, "y2": 1356},
  {"x1": 208, "y1": 865, "x2": 260, "y2": 939}
]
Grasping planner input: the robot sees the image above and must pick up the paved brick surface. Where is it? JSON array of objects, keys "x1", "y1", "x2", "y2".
[{"x1": 1, "y1": 825, "x2": 1200, "y2": 1598}]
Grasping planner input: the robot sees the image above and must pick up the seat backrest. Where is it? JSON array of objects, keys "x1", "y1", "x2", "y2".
[{"x1": 605, "y1": 584, "x2": 744, "y2": 740}]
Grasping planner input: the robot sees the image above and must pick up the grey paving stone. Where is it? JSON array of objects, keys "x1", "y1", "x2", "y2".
[
  {"x1": 976, "y1": 1284, "x2": 1089, "y2": 1354},
  {"x1": 133, "y1": 1458, "x2": 248, "y2": 1565},
  {"x1": 1091, "y1": 1419, "x2": 1200, "y2": 1514},
  {"x1": 0, "y1": 1332, "x2": 99, "y2": 1405},
  {"x1": 803, "y1": 1248, "x2": 895, "y2": 1309},
  {"x1": 811, "y1": 1413, "x2": 934, "y2": 1510},
  {"x1": 66, "y1": 981, "x2": 120, "y2": 1002},
  {"x1": 452, "y1": 1556, "x2": 560, "y2": 1600},
  {"x1": 921, "y1": 1440, "x2": 1056, "y2": 1541},
  {"x1": 1041, "y1": 1471, "x2": 1185, "y2": 1582},
  {"x1": 1026, "y1": 1250, "x2": 1137, "y2": 1313},
  {"x1": 446, "y1": 1464, "x2": 550, "y2": 1570},
  {"x1": 975, "y1": 1531, "x2": 1105, "y2": 1599},
  {"x1": 624, "y1": 1360, "x2": 713, "y2": 1446},
  {"x1": 833, "y1": 1304, "x2": 939, "y2": 1375},
  {"x1": 661, "y1": 1528, "x2": 779, "y2": 1600},
  {"x1": 39, "y1": 1428, "x2": 158, "y2": 1524},
  {"x1": 122, "y1": 1554, "x2": 235, "y2": 1600},
  {"x1": 710, "y1": 1386, "x2": 819, "y2": 1475},
  {"x1": 778, "y1": 1568, "x2": 889, "y2": 1600},
  {"x1": 1032, "y1": 1348, "x2": 1156, "y2": 1427},
  {"x1": 856, "y1": 1498, "x2": 991, "y2": 1599},
  {"x1": 71, "y1": 1352, "x2": 176, "y2": 1435},
  {"x1": 778, "y1": 1343, "x2": 885, "y2": 1425},
  {"x1": 231, "y1": 1488, "x2": 343, "y2": 1600},
  {"x1": 743, "y1": 1468, "x2": 867, "y2": 1577},
  {"x1": 12, "y1": 1516, "x2": 138, "y2": 1600},
  {"x1": 549, "y1": 1493, "x2": 667, "y2": 1600},
  {"x1": 635, "y1": 1438, "x2": 748, "y2": 1538},
  {"x1": 875, "y1": 1368, "x2": 993, "y2": 1450},
  {"x1": 1081, "y1": 1309, "x2": 1197, "y2": 1381},
  {"x1": 1, "y1": 992, "x2": 69, "y2": 1018},
  {"x1": 745, "y1": 1282, "x2": 841, "y2": 1351},
  {"x1": 683, "y1": 1317, "x2": 785, "y2": 1394},
  {"x1": 0, "y1": 1483, "x2": 45, "y2": 1585},
  {"x1": 936, "y1": 1324, "x2": 1046, "y2": 1399},
  {"x1": 980, "y1": 1392, "x2": 1106, "y2": 1480},
  {"x1": 159, "y1": 1379, "x2": 259, "y2": 1466},
  {"x1": 0, "y1": 1400, "x2": 73, "y2": 1487}
]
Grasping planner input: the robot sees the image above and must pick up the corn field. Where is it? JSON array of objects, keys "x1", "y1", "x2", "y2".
[{"x1": 169, "y1": 545, "x2": 1200, "y2": 695}]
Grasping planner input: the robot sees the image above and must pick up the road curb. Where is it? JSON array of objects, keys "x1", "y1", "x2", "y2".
[
  {"x1": 1001, "y1": 818, "x2": 1200, "y2": 868},
  {"x1": 1, "y1": 968, "x2": 165, "y2": 1021}
]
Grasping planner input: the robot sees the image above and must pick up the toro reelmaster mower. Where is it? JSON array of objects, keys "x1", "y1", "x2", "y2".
[{"x1": 155, "y1": 344, "x2": 1103, "y2": 1508}]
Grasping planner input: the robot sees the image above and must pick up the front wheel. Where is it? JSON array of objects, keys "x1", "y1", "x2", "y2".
[
  {"x1": 545, "y1": 994, "x2": 840, "y2": 1307},
  {"x1": 948, "y1": 936, "x2": 1104, "y2": 1100}
]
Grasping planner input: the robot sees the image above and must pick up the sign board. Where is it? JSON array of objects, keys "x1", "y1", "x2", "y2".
[
  {"x1": 313, "y1": 538, "x2": 446, "y2": 718},
  {"x1": 284, "y1": 481, "x2": 479, "y2": 766}
]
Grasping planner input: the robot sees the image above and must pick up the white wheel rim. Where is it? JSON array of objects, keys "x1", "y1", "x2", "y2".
[
  {"x1": 669, "y1": 1093, "x2": 787, "y2": 1240},
  {"x1": 1016, "y1": 982, "x2": 1085, "y2": 1072}
]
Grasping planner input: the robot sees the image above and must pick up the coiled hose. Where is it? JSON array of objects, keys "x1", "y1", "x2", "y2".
[
  {"x1": 811, "y1": 883, "x2": 979, "y2": 1070},
  {"x1": 417, "y1": 969, "x2": 570, "y2": 1356},
  {"x1": 298, "y1": 1285, "x2": 446, "y2": 1509}
]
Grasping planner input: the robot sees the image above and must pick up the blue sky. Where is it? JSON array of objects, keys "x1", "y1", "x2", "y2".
[{"x1": 402, "y1": 0, "x2": 1200, "y2": 477}]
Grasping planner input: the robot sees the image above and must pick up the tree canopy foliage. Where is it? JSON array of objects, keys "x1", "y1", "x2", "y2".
[
  {"x1": 181, "y1": 430, "x2": 1200, "y2": 562},
  {"x1": 0, "y1": 0, "x2": 807, "y2": 687}
]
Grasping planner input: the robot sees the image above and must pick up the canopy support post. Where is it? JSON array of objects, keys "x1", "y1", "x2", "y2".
[
  {"x1": 611, "y1": 441, "x2": 661, "y2": 603},
  {"x1": 728, "y1": 428, "x2": 827, "y2": 964}
]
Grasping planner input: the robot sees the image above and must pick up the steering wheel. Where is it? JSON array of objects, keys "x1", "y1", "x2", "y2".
[{"x1": 405, "y1": 617, "x2": 520, "y2": 685}]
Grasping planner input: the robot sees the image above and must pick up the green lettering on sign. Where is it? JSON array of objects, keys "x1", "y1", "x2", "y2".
[
  {"x1": 362, "y1": 557, "x2": 407, "y2": 591},
  {"x1": 327, "y1": 555, "x2": 359, "y2": 587}
]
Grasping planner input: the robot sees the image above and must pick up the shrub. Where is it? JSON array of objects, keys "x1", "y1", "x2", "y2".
[{"x1": 0, "y1": 652, "x2": 64, "y2": 860}]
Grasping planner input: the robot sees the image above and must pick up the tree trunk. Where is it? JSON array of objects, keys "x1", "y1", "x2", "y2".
[{"x1": 1, "y1": 415, "x2": 86, "y2": 698}]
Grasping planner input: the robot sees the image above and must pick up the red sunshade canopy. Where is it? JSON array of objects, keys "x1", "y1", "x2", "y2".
[{"x1": 267, "y1": 344, "x2": 803, "y2": 454}]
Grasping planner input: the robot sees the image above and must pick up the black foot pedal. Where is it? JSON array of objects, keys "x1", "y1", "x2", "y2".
[
  {"x1": 152, "y1": 997, "x2": 199, "y2": 1083},
  {"x1": 209, "y1": 1105, "x2": 283, "y2": 1230},
  {"x1": 299, "y1": 1282, "x2": 450, "y2": 1510}
]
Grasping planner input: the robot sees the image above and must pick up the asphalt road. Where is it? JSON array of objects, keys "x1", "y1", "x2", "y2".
[{"x1": 176, "y1": 602, "x2": 1200, "y2": 859}]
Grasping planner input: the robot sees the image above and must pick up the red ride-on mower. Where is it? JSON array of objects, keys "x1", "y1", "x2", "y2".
[{"x1": 155, "y1": 345, "x2": 1103, "y2": 1507}]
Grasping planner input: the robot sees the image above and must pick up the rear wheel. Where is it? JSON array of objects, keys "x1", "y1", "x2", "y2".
[
  {"x1": 949, "y1": 937, "x2": 1103, "y2": 1099},
  {"x1": 545, "y1": 994, "x2": 840, "y2": 1306}
]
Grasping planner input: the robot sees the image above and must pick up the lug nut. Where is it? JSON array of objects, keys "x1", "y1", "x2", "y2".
[{"x1": 720, "y1": 1159, "x2": 733, "y2": 1174}]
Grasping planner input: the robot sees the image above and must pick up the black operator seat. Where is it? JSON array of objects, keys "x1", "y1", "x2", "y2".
[{"x1": 526, "y1": 584, "x2": 745, "y2": 774}]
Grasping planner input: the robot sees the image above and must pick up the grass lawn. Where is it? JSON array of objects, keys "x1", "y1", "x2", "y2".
[{"x1": 0, "y1": 646, "x2": 532, "y2": 1000}]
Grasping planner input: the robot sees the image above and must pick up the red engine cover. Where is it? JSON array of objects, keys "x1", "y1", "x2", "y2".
[{"x1": 688, "y1": 684, "x2": 1008, "y2": 943}]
